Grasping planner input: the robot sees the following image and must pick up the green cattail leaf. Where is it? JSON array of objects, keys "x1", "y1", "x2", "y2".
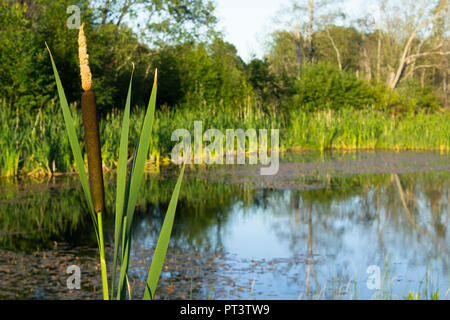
[
  {"x1": 118, "y1": 71, "x2": 158, "y2": 299},
  {"x1": 143, "y1": 164, "x2": 185, "y2": 300},
  {"x1": 46, "y1": 44, "x2": 99, "y2": 239},
  {"x1": 111, "y1": 70, "x2": 133, "y2": 299}
]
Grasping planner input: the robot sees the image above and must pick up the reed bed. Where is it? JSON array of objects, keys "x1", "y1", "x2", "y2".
[
  {"x1": 1, "y1": 100, "x2": 449, "y2": 177},
  {"x1": 285, "y1": 108, "x2": 450, "y2": 151}
]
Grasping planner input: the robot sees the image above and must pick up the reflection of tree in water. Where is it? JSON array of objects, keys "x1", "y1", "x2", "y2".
[
  {"x1": 0, "y1": 176, "x2": 98, "y2": 250},
  {"x1": 128, "y1": 173, "x2": 262, "y2": 299},
  {"x1": 266, "y1": 189, "x2": 349, "y2": 298},
  {"x1": 261, "y1": 173, "x2": 449, "y2": 298},
  {"x1": 131, "y1": 174, "x2": 247, "y2": 250},
  {"x1": 1, "y1": 166, "x2": 448, "y2": 298}
]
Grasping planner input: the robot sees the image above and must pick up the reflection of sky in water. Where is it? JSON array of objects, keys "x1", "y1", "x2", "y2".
[
  {"x1": 132, "y1": 173, "x2": 449, "y2": 299},
  {"x1": 1, "y1": 152, "x2": 448, "y2": 299}
]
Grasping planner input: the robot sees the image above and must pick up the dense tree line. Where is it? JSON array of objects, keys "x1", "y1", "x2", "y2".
[
  {"x1": 257, "y1": 0, "x2": 449, "y2": 112},
  {"x1": 0, "y1": 0, "x2": 248, "y2": 114},
  {"x1": 0, "y1": 0, "x2": 448, "y2": 119}
]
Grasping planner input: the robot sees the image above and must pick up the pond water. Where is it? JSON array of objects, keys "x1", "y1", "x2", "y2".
[{"x1": 0, "y1": 151, "x2": 449, "y2": 300}]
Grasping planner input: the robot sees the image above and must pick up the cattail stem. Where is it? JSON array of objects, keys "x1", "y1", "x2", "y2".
[{"x1": 97, "y1": 211, "x2": 109, "y2": 300}]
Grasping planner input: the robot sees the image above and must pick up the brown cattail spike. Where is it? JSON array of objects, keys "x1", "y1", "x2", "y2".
[
  {"x1": 81, "y1": 90, "x2": 105, "y2": 213},
  {"x1": 78, "y1": 23, "x2": 104, "y2": 213}
]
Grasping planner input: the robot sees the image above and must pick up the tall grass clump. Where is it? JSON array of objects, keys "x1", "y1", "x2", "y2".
[
  {"x1": 1, "y1": 100, "x2": 449, "y2": 177},
  {"x1": 0, "y1": 102, "x2": 21, "y2": 176},
  {"x1": 46, "y1": 23, "x2": 185, "y2": 300},
  {"x1": 285, "y1": 107, "x2": 450, "y2": 151}
]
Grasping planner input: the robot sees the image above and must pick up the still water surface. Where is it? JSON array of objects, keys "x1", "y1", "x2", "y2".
[{"x1": 0, "y1": 151, "x2": 448, "y2": 299}]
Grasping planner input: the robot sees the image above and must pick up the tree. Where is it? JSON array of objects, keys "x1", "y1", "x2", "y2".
[
  {"x1": 314, "y1": 26, "x2": 362, "y2": 71},
  {"x1": 150, "y1": 39, "x2": 249, "y2": 108},
  {"x1": 246, "y1": 58, "x2": 278, "y2": 105},
  {"x1": 265, "y1": 31, "x2": 300, "y2": 103},
  {"x1": 374, "y1": 0, "x2": 449, "y2": 89},
  {"x1": 273, "y1": 0, "x2": 344, "y2": 68},
  {"x1": 0, "y1": 1, "x2": 60, "y2": 110},
  {"x1": 92, "y1": 0, "x2": 218, "y2": 45}
]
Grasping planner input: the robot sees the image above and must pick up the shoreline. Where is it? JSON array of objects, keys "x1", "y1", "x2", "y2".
[{"x1": 2, "y1": 148, "x2": 449, "y2": 179}]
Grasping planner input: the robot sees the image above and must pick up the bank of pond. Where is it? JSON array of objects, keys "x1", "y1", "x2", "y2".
[{"x1": 1, "y1": 100, "x2": 449, "y2": 177}]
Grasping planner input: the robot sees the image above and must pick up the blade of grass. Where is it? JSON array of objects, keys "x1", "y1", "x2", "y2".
[
  {"x1": 46, "y1": 43, "x2": 98, "y2": 240},
  {"x1": 117, "y1": 71, "x2": 158, "y2": 299},
  {"x1": 111, "y1": 69, "x2": 134, "y2": 299},
  {"x1": 143, "y1": 164, "x2": 185, "y2": 300}
]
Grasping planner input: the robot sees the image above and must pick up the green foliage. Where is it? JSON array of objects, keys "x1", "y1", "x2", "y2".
[
  {"x1": 1, "y1": 0, "x2": 448, "y2": 179},
  {"x1": 152, "y1": 39, "x2": 250, "y2": 108},
  {"x1": 265, "y1": 31, "x2": 300, "y2": 102},
  {"x1": 0, "y1": 1, "x2": 222, "y2": 114},
  {"x1": 293, "y1": 62, "x2": 377, "y2": 111},
  {"x1": 95, "y1": 0, "x2": 218, "y2": 45},
  {"x1": 285, "y1": 107, "x2": 450, "y2": 151},
  {"x1": 0, "y1": 2, "x2": 52, "y2": 109},
  {"x1": 291, "y1": 63, "x2": 442, "y2": 113},
  {"x1": 0, "y1": 98, "x2": 78, "y2": 177},
  {"x1": 246, "y1": 58, "x2": 283, "y2": 112},
  {"x1": 408, "y1": 291, "x2": 440, "y2": 300},
  {"x1": 2, "y1": 0, "x2": 445, "y2": 120},
  {"x1": 2, "y1": 97, "x2": 449, "y2": 178},
  {"x1": 0, "y1": 103, "x2": 20, "y2": 177},
  {"x1": 397, "y1": 79, "x2": 442, "y2": 111}
]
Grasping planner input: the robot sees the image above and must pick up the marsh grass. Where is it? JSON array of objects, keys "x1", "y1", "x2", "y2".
[
  {"x1": 286, "y1": 108, "x2": 450, "y2": 151},
  {"x1": 1, "y1": 99, "x2": 449, "y2": 177}
]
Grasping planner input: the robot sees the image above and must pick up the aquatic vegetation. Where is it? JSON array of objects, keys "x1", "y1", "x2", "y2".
[
  {"x1": 1, "y1": 101, "x2": 449, "y2": 177},
  {"x1": 77, "y1": 24, "x2": 108, "y2": 299},
  {"x1": 407, "y1": 291, "x2": 440, "y2": 300},
  {"x1": 46, "y1": 24, "x2": 185, "y2": 300},
  {"x1": 285, "y1": 107, "x2": 450, "y2": 151}
]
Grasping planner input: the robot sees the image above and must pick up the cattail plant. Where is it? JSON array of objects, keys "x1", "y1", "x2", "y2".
[
  {"x1": 46, "y1": 22, "x2": 185, "y2": 300},
  {"x1": 78, "y1": 23, "x2": 105, "y2": 214},
  {"x1": 77, "y1": 23, "x2": 108, "y2": 299}
]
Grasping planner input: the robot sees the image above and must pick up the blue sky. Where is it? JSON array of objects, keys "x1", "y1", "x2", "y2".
[{"x1": 215, "y1": 0, "x2": 368, "y2": 62}]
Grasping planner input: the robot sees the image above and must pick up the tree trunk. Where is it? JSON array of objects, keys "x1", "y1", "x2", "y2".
[
  {"x1": 308, "y1": 0, "x2": 314, "y2": 63},
  {"x1": 377, "y1": 30, "x2": 382, "y2": 81},
  {"x1": 101, "y1": 0, "x2": 111, "y2": 24},
  {"x1": 325, "y1": 27, "x2": 342, "y2": 70},
  {"x1": 295, "y1": 30, "x2": 302, "y2": 76},
  {"x1": 388, "y1": 5, "x2": 448, "y2": 89}
]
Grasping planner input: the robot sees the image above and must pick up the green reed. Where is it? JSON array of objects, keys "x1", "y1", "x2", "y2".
[
  {"x1": 1, "y1": 100, "x2": 449, "y2": 177},
  {"x1": 286, "y1": 107, "x2": 450, "y2": 151}
]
